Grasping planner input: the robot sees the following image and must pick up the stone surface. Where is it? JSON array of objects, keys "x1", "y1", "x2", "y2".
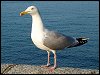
[{"x1": 1, "y1": 64, "x2": 99, "y2": 74}]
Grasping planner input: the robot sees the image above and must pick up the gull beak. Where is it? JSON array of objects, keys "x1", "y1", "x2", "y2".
[{"x1": 20, "y1": 11, "x2": 28, "y2": 16}]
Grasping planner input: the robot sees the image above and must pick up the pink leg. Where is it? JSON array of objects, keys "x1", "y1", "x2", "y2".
[
  {"x1": 50, "y1": 51, "x2": 57, "y2": 71},
  {"x1": 46, "y1": 51, "x2": 50, "y2": 66},
  {"x1": 42, "y1": 51, "x2": 50, "y2": 68},
  {"x1": 54, "y1": 53, "x2": 57, "y2": 68}
]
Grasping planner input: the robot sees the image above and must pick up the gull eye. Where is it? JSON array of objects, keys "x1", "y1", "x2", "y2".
[{"x1": 31, "y1": 8, "x2": 34, "y2": 10}]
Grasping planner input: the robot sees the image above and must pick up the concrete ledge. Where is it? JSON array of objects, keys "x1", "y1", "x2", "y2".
[{"x1": 1, "y1": 64, "x2": 99, "y2": 74}]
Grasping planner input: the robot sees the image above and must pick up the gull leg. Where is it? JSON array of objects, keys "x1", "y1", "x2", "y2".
[
  {"x1": 46, "y1": 51, "x2": 50, "y2": 67},
  {"x1": 42, "y1": 51, "x2": 50, "y2": 68},
  {"x1": 44, "y1": 51, "x2": 50, "y2": 67},
  {"x1": 50, "y1": 50, "x2": 57, "y2": 71},
  {"x1": 53, "y1": 53, "x2": 57, "y2": 68}
]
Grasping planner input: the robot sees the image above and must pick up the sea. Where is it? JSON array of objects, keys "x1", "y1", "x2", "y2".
[{"x1": 1, "y1": 1, "x2": 99, "y2": 69}]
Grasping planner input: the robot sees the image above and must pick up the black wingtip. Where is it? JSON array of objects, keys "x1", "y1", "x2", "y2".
[
  {"x1": 67, "y1": 37, "x2": 89, "y2": 48},
  {"x1": 76, "y1": 37, "x2": 89, "y2": 46}
]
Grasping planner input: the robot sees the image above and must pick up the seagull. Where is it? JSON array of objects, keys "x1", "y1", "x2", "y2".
[{"x1": 20, "y1": 6, "x2": 89, "y2": 70}]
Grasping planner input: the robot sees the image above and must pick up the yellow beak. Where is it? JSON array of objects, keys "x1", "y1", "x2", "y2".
[{"x1": 20, "y1": 11, "x2": 28, "y2": 16}]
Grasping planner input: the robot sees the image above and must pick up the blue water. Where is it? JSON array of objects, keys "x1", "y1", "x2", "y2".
[{"x1": 1, "y1": 1, "x2": 99, "y2": 69}]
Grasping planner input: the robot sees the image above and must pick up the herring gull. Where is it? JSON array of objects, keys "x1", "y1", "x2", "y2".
[{"x1": 20, "y1": 6, "x2": 89, "y2": 70}]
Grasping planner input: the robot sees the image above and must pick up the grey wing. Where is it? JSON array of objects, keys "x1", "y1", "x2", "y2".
[{"x1": 43, "y1": 31, "x2": 76, "y2": 50}]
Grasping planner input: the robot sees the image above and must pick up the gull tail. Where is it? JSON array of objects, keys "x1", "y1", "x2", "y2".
[{"x1": 68, "y1": 37, "x2": 89, "y2": 48}]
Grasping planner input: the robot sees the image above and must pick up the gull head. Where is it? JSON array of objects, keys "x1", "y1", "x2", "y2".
[{"x1": 20, "y1": 6, "x2": 38, "y2": 16}]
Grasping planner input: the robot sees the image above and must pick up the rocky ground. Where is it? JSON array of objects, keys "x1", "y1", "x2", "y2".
[{"x1": 1, "y1": 64, "x2": 99, "y2": 74}]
